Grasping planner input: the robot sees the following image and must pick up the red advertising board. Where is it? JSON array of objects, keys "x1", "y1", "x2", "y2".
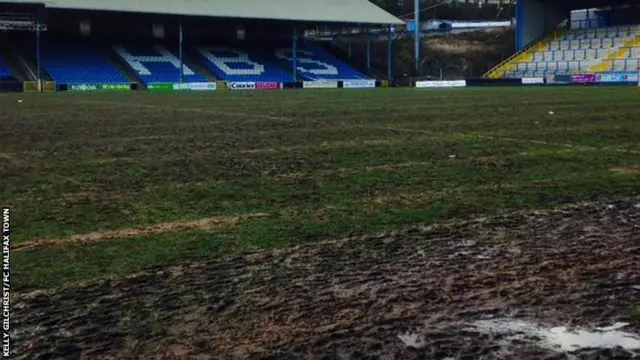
[{"x1": 256, "y1": 82, "x2": 280, "y2": 90}]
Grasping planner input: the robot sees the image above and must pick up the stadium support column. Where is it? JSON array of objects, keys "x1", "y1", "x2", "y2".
[
  {"x1": 515, "y1": 0, "x2": 524, "y2": 50},
  {"x1": 366, "y1": 38, "x2": 371, "y2": 71},
  {"x1": 292, "y1": 28, "x2": 298, "y2": 82},
  {"x1": 414, "y1": 0, "x2": 420, "y2": 74},
  {"x1": 387, "y1": 25, "x2": 393, "y2": 81},
  {"x1": 179, "y1": 20, "x2": 184, "y2": 83},
  {"x1": 36, "y1": 14, "x2": 41, "y2": 92}
]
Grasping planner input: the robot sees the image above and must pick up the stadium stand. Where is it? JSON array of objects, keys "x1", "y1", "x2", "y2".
[
  {"x1": 0, "y1": 58, "x2": 13, "y2": 80},
  {"x1": 113, "y1": 44, "x2": 208, "y2": 84},
  {"x1": 0, "y1": 0, "x2": 401, "y2": 86},
  {"x1": 272, "y1": 42, "x2": 372, "y2": 80},
  {"x1": 38, "y1": 41, "x2": 130, "y2": 84},
  {"x1": 194, "y1": 45, "x2": 294, "y2": 82},
  {"x1": 487, "y1": 23, "x2": 640, "y2": 78}
]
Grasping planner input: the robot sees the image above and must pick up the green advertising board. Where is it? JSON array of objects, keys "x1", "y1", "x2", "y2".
[
  {"x1": 69, "y1": 84, "x2": 131, "y2": 92},
  {"x1": 147, "y1": 83, "x2": 217, "y2": 91},
  {"x1": 173, "y1": 82, "x2": 217, "y2": 91},
  {"x1": 147, "y1": 83, "x2": 174, "y2": 91}
]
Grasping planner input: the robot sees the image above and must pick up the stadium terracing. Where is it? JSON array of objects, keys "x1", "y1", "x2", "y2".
[
  {"x1": 0, "y1": 0, "x2": 403, "y2": 90},
  {"x1": 486, "y1": 0, "x2": 640, "y2": 81}
]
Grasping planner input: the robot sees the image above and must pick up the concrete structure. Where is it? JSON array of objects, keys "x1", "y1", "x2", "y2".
[{"x1": 515, "y1": 0, "x2": 639, "y2": 51}]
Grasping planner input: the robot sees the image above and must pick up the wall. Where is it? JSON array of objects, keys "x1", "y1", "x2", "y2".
[{"x1": 516, "y1": 0, "x2": 567, "y2": 51}]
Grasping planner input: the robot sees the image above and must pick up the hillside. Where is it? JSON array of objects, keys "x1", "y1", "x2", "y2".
[{"x1": 331, "y1": 28, "x2": 515, "y2": 81}]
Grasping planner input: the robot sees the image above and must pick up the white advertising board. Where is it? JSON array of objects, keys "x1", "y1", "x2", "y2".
[
  {"x1": 342, "y1": 80, "x2": 376, "y2": 88},
  {"x1": 415, "y1": 80, "x2": 467, "y2": 88},
  {"x1": 303, "y1": 81, "x2": 338, "y2": 89},
  {"x1": 521, "y1": 77, "x2": 545, "y2": 85}
]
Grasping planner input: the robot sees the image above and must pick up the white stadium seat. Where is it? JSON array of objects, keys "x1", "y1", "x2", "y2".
[
  {"x1": 568, "y1": 61, "x2": 581, "y2": 70},
  {"x1": 563, "y1": 50, "x2": 574, "y2": 60},
  {"x1": 613, "y1": 59, "x2": 627, "y2": 70},
  {"x1": 498, "y1": 23, "x2": 640, "y2": 79}
]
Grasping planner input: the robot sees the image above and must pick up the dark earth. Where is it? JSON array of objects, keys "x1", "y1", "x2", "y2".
[{"x1": 13, "y1": 195, "x2": 640, "y2": 359}]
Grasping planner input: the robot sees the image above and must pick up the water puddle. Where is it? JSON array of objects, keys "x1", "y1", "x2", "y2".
[
  {"x1": 471, "y1": 319, "x2": 640, "y2": 352},
  {"x1": 397, "y1": 332, "x2": 425, "y2": 348}
]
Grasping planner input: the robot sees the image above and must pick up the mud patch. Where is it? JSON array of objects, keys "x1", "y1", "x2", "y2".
[
  {"x1": 278, "y1": 156, "x2": 501, "y2": 179},
  {"x1": 375, "y1": 125, "x2": 640, "y2": 155},
  {"x1": 277, "y1": 161, "x2": 433, "y2": 179},
  {"x1": 12, "y1": 195, "x2": 640, "y2": 359},
  {"x1": 15, "y1": 213, "x2": 270, "y2": 251},
  {"x1": 239, "y1": 138, "x2": 399, "y2": 155},
  {"x1": 73, "y1": 100, "x2": 294, "y2": 122}
]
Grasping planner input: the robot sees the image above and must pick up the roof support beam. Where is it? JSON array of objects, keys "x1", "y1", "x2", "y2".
[
  {"x1": 178, "y1": 19, "x2": 183, "y2": 83},
  {"x1": 292, "y1": 27, "x2": 298, "y2": 82},
  {"x1": 414, "y1": 0, "x2": 420, "y2": 74}
]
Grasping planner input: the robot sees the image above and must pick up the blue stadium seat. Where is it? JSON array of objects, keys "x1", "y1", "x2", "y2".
[
  {"x1": 270, "y1": 42, "x2": 371, "y2": 81},
  {"x1": 0, "y1": 59, "x2": 12, "y2": 80},
  {"x1": 113, "y1": 44, "x2": 207, "y2": 84},
  {"x1": 38, "y1": 42, "x2": 129, "y2": 84},
  {"x1": 194, "y1": 45, "x2": 293, "y2": 82}
]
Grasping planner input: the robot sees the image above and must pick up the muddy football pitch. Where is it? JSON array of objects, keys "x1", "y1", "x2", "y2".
[{"x1": 1, "y1": 87, "x2": 639, "y2": 359}]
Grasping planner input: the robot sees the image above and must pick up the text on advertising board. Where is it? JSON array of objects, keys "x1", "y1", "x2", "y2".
[
  {"x1": 342, "y1": 80, "x2": 376, "y2": 88},
  {"x1": 571, "y1": 74, "x2": 596, "y2": 83},
  {"x1": 69, "y1": 84, "x2": 131, "y2": 92},
  {"x1": 229, "y1": 82, "x2": 256, "y2": 90},
  {"x1": 147, "y1": 83, "x2": 173, "y2": 91},
  {"x1": 595, "y1": 71, "x2": 638, "y2": 83},
  {"x1": 303, "y1": 81, "x2": 338, "y2": 89},
  {"x1": 173, "y1": 82, "x2": 217, "y2": 91},
  {"x1": 521, "y1": 77, "x2": 545, "y2": 85},
  {"x1": 415, "y1": 80, "x2": 466, "y2": 88}
]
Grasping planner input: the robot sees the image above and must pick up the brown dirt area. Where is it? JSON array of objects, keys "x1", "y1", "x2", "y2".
[
  {"x1": 72, "y1": 100, "x2": 295, "y2": 122},
  {"x1": 611, "y1": 167, "x2": 640, "y2": 175},
  {"x1": 12, "y1": 195, "x2": 640, "y2": 359},
  {"x1": 14, "y1": 213, "x2": 270, "y2": 252}
]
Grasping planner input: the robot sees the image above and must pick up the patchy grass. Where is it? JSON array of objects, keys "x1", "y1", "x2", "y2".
[
  {"x1": 2, "y1": 87, "x2": 640, "y2": 291},
  {"x1": 13, "y1": 196, "x2": 640, "y2": 359}
]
